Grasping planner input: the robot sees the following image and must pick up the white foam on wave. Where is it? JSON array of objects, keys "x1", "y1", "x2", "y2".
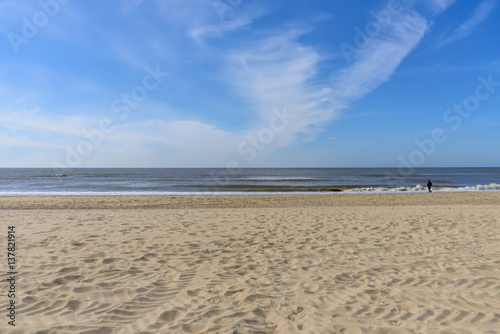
[{"x1": 345, "y1": 183, "x2": 500, "y2": 193}]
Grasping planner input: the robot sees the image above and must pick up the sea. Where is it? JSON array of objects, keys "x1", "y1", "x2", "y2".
[{"x1": 0, "y1": 167, "x2": 499, "y2": 196}]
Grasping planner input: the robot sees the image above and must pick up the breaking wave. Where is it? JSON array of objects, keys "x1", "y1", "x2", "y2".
[{"x1": 345, "y1": 183, "x2": 500, "y2": 193}]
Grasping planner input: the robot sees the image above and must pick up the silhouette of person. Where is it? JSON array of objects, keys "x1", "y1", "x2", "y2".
[{"x1": 427, "y1": 179, "x2": 432, "y2": 193}]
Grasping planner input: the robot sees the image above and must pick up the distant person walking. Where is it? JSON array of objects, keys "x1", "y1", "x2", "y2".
[{"x1": 427, "y1": 179, "x2": 432, "y2": 193}]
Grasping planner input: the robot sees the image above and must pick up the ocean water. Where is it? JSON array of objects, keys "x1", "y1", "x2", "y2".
[{"x1": 0, "y1": 168, "x2": 499, "y2": 196}]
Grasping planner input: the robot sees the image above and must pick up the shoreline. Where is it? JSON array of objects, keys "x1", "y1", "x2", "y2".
[
  {"x1": 1, "y1": 191, "x2": 499, "y2": 209},
  {"x1": 0, "y1": 184, "x2": 498, "y2": 197}
]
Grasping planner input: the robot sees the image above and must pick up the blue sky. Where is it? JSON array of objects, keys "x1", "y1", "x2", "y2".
[{"x1": 0, "y1": 0, "x2": 499, "y2": 168}]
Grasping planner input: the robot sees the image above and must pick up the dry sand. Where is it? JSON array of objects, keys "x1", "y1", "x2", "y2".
[{"x1": 1, "y1": 192, "x2": 499, "y2": 333}]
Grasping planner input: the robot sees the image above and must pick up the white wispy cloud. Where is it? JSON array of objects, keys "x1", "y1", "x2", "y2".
[
  {"x1": 223, "y1": 27, "x2": 335, "y2": 159},
  {"x1": 107, "y1": 120, "x2": 238, "y2": 166},
  {"x1": 188, "y1": 15, "x2": 254, "y2": 43},
  {"x1": 220, "y1": 1, "x2": 446, "y2": 163},
  {"x1": 40, "y1": 119, "x2": 238, "y2": 167},
  {"x1": 0, "y1": 112, "x2": 239, "y2": 167},
  {"x1": 186, "y1": 1, "x2": 266, "y2": 45},
  {"x1": 330, "y1": 5, "x2": 429, "y2": 102},
  {"x1": 0, "y1": 112, "x2": 99, "y2": 139},
  {"x1": 424, "y1": 0, "x2": 457, "y2": 14},
  {"x1": 113, "y1": 0, "x2": 453, "y2": 166},
  {"x1": 441, "y1": 0, "x2": 497, "y2": 45},
  {"x1": 0, "y1": 134, "x2": 60, "y2": 149}
]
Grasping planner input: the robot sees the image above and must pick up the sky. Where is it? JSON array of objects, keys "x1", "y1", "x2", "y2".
[{"x1": 0, "y1": 0, "x2": 499, "y2": 168}]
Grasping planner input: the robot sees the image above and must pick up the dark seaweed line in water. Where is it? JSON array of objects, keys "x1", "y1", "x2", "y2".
[{"x1": 172, "y1": 184, "x2": 399, "y2": 191}]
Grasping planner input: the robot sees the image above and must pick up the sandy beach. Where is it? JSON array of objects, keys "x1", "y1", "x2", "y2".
[{"x1": 1, "y1": 192, "x2": 499, "y2": 333}]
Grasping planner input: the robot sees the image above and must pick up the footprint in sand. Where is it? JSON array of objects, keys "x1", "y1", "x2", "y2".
[{"x1": 288, "y1": 306, "x2": 308, "y2": 321}]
